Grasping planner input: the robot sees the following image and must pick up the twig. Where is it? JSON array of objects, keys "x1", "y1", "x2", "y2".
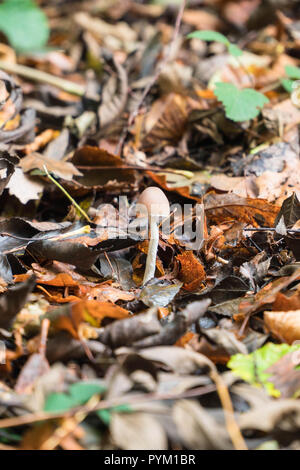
[
  {"x1": 0, "y1": 383, "x2": 217, "y2": 429},
  {"x1": 210, "y1": 369, "x2": 248, "y2": 451},
  {"x1": 0, "y1": 60, "x2": 85, "y2": 97},
  {"x1": 43, "y1": 165, "x2": 92, "y2": 223},
  {"x1": 244, "y1": 227, "x2": 300, "y2": 233},
  {"x1": 75, "y1": 165, "x2": 194, "y2": 178}
]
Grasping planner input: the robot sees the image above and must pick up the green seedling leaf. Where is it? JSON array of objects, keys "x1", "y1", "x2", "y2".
[
  {"x1": 282, "y1": 66, "x2": 300, "y2": 94},
  {"x1": 187, "y1": 30, "x2": 230, "y2": 46},
  {"x1": 228, "y1": 43, "x2": 243, "y2": 57},
  {"x1": 187, "y1": 30, "x2": 243, "y2": 57},
  {"x1": 285, "y1": 65, "x2": 300, "y2": 80},
  {"x1": 44, "y1": 382, "x2": 106, "y2": 413},
  {"x1": 0, "y1": 0, "x2": 49, "y2": 53},
  {"x1": 281, "y1": 78, "x2": 294, "y2": 93},
  {"x1": 227, "y1": 342, "x2": 300, "y2": 397},
  {"x1": 97, "y1": 404, "x2": 132, "y2": 425},
  {"x1": 214, "y1": 82, "x2": 269, "y2": 122}
]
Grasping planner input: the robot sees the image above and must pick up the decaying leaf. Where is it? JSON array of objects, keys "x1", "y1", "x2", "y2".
[
  {"x1": 19, "y1": 153, "x2": 82, "y2": 181},
  {"x1": 264, "y1": 310, "x2": 300, "y2": 344},
  {"x1": 110, "y1": 412, "x2": 167, "y2": 450}
]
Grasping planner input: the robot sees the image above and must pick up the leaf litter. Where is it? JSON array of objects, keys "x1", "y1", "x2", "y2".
[{"x1": 0, "y1": 0, "x2": 300, "y2": 452}]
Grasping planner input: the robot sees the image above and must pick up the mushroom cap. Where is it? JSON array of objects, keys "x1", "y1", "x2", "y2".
[{"x1": 137, "y1": 186, "x2": 170, "y2": 218}]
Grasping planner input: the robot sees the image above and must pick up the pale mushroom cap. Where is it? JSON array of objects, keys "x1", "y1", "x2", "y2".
[{"x1": 137, "y1": 186, "x2": 170, "y2": 218}]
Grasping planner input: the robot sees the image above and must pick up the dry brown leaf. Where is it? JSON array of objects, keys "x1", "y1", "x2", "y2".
[
  {"x1": 110, "y1": 412, "x2": 167, "y2": 450},
  {"x1": 173, "y1": 399, "x2": 232, "y2": 450},
  {"x1": 6, "y1": 168, "x2": 44, "y2": 203},
  {"x1": 204, "y1": 192, "x2": 279, "y2": 226},
  {"x1": 19, "y1": 153, "x2": 82, "y2": 181},
  {"x1": 45, "y1": 300, "x2": 130, "y2": 338},
  {"x1": 176, "y1": 251, "x2": 206, "y2": 291},
  {"x1": 264, "y1": 310, "x2": 300, "y2": 344}
]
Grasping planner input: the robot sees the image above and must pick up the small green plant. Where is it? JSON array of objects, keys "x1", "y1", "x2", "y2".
[
  {"x1": 214, "y1": 82, "x2": 269, "y2": 122},
  {"x1": 188, "y1": 30, "x2": 270, "y2": 122},
  {"x1": 0, "y1": 0, "x2": 49, "y2": 53},
  {"x1": 281, "y1": 65, "x2": 300, "y2": 93},
  {"x1": 44, "y1": 381, "x2": 132, "y2": 424},
  {"x1": 187, "y1": 30, "x2": 243, "y2": 58},
  {"x1": 227, "y1": 342, "x2": 300, "y2": 397},
  {"x1": 44, "y1": 382, "x2": 106, "y2": 413}
]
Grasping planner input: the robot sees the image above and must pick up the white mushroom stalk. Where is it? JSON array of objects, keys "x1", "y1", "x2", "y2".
[{"x1": 137, "y1": 187, "x2": 170, "y2": 286}]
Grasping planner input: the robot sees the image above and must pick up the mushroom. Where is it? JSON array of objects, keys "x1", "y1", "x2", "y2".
[{"x1": 137, "y1": 187, "x2": 170, "y2": 285}]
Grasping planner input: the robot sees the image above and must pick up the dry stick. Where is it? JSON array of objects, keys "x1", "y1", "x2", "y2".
[
  {"x1": 116, "y1": 0, "x2": 187, "y2": 154},
  {"x1": 75, "y1": 165, "x2": 194, "y2": 178},
  {"x1": 244, "y1": 227, "x2": 300, "y2": 233},
  {"x1": 0, "y1": 383, "x2": 217, "y2": 429},
  {"x1": 0, "y1": 60, "x2": 85, "y2": 97},
  {"x1": 210, "y1": 369, "x2": 247, "y2": 451}
]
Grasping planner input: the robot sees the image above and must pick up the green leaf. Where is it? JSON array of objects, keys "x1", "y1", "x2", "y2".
[
  {"x1": 227, "y1": 343, "x2": 300, "y2": 397},
  {"x1": 96, "y1": 404, "x2": 132, "y2": 425},
  {"x1": 281, "y1": 78, "x2": 294, "y2": 93},
  {"x1": 285, "y1": 65, "x2": 300, "y2": 80},
  {"x1": 44, "y1": 392, "x2": 74, "y2": 413},
  {"x1": 187, "y1": 30, "x2": 243, "y2": 57},
  {"x1": 228, "y1": 43, "x2": 243, "y2": 57},
  {"x1": 68, "y1": 383, "x2": 106, "y2": 404},
  {"x1": 214, "y1": 82, "x2": 269, "y2": 122},
  {"x1": 44, "y1": 382, "x2": 105, "y2": 413},
  {"x1": 187, "y1": 30, "x2": 230, "y2": 46},
  {"x1": 0, "y1": 0, "x2": 49, "y2": 52}
]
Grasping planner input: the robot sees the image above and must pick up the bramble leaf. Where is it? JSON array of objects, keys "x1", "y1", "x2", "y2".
[
  {"x1": 214, "y1": 82, "x2": 269, "y2": 122},
  {"x1": 0, "y1": 0, "x2": 49, "y2": 52}
]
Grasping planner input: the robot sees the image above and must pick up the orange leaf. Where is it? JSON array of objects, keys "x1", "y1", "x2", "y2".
[
  {"x1": 147, "y1": 171, "x2": 201, "y2": 202},
  {"x1": 264, "y1": 310, "x2": 300, "y2": 344},
  {"x1": 48, "y1": 300, "x2": 130, "y2": 338},
  {"x1": 176, "y1": 251, "x2": 205, "y2": 291}
]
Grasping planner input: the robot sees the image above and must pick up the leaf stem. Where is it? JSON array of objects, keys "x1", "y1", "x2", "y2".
[{"x1": 43, "y1": 165, "x2": 92, "y2": 223}]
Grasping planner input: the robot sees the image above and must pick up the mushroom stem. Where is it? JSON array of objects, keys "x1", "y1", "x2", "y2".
[{"x1": 143, "y1": 216, "x2": 159, "y2": 285}]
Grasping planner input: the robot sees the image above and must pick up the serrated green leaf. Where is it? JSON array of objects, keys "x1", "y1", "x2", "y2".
[
  {"x1": 285, "y1": 65, "x2": 300, "y2": 80},
  {"x1": 214, "y1": 82, "x2": 269, "y2": 122},
  {"x1": 227, "y1": 343, "x2": 300, "y2": 397},
  {"x1": 44, "y1": 382, "x2": 105, "y2": 413},
  {"x1": 0, "y1": 0, "x2": 49, "y2": 52}
]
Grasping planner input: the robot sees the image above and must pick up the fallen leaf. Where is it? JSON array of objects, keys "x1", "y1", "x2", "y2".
[
  {"x1": 176, "y1": 251, "x2": 206, "y2": 291},
  {"x1": 19, "y1": 153, "x2": 82, "y2": 181},
  {"x1": 264, "y1": 310, "x2": 300, "y2": 344}
]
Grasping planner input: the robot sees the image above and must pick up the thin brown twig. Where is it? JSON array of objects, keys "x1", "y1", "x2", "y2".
[
  {"x1": 210, "y1": 369, "x2": 248, "y2": 451},
  {"x1": 0, "y1": 383, "x2": 217, "y2": 429}
]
